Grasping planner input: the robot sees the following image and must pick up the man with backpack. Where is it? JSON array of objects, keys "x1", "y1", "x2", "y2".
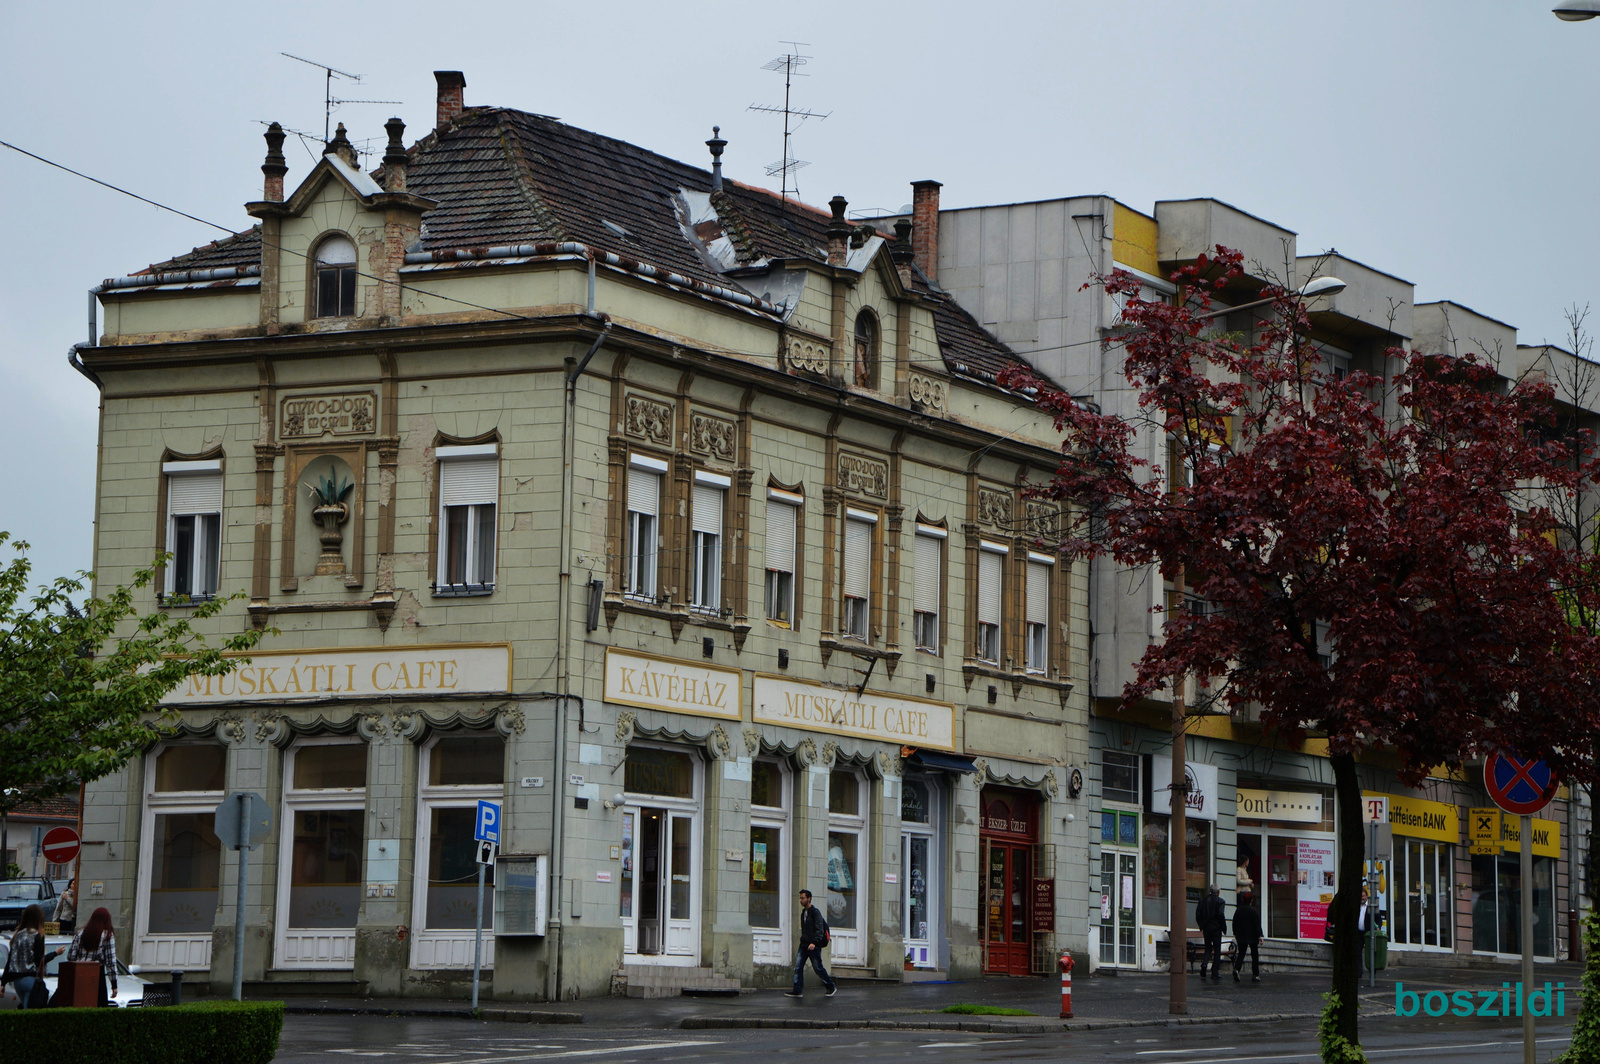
[{"x1": 786, "y1": 889, "x2": 838, "y2": 997}]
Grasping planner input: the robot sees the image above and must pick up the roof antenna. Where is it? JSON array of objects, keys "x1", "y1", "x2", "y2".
[
  {"x1": 281, "y1": 52, "x2": 401, "y2": 152},
  {"x1": 748, "y1": 42, "x2": 830, "y2": 209}
]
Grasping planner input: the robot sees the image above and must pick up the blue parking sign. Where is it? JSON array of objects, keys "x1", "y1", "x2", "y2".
[{"x1": 475, "y1": 799, "x2": 501, "y2": 844}]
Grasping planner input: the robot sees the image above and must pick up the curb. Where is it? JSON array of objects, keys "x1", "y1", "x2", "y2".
[
  {"x1": 679, "y1": 1010, "x2": 1321, "y2": 1033},
  {"x1": 284, "y1": 1004, "x2": 583, "y2": 1024}
]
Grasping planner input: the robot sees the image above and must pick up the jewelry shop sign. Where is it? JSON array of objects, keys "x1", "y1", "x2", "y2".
[
  {"x1": 752, "y1": 675, "x2": 956, "y2": 751},
  {"x1": 164, "y1": 644, "x2": 512, "y2": 704},
  {"x1": 604, "y1": 648, "x2": 742, "y2": 721}
]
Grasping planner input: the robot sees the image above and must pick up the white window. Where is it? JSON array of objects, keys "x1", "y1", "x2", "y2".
[
  {"x1": 977, "y1": 542, "x2": 1006, "y2": 663},
  {"x1": 136, "y1": 744, "x2": 228, "y2": 970},
  {"x1": 276, "y1": 741, "x2": 367, "y2": 969},
  {"x1": 748, "y1": 759, "x2": 791, "y2": 964},
  {"x1": 914, "y1": 525, "x2": 945, "y2": 653},
  {"x1": 765, "y1": 490, "x2": 800, "y2": 626},
  {"x1": 165, "y1": 460, "x2": 223, "y2": 601},
  {"x1": 842, "y1": 509, "x2": 876, "y2": 640},
  {"x1": 691, "y1": 471, "x2": 728, "y2": 613},
  {"x1": 1026, "y1": 553, "x2": 1053, "y2": 673},
  {"x1": 314, "y1": 235, "x2": 358, "y2": 318},
  {"x1": 412, "y1": 734, "x2": 505, "y2": 969},
  {"x1": 627, "y1": 456, "x2": 667, "y2": 600},
  {"x1": 437, "y1": 445, "x2": 498, "y2": 594}
]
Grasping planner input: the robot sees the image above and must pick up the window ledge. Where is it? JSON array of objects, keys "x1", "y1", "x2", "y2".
[
  {"x1": 818, "y1": 636, "x2": 902, "y2": 671},
  {"x1": 158, "y1": 594, "x2": 217, "y2": 607},
  {"x1": 962, "y1": 661, "x2": 1075, "y2": 704},
  {"x1": 432, "y1": 584, "x2": 495, "y2": 598}
]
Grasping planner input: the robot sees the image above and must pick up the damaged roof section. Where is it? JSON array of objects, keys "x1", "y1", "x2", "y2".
[{"x1": 136, "y1": 104, "x2": 1029, "y2": 387}]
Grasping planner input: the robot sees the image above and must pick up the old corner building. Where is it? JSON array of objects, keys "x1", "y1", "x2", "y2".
[{"x1": 75, "y1": 72, "x2": 1093, "y2": 1000}]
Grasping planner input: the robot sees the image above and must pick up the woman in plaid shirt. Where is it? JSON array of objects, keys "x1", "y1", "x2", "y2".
[{"x1": 67, "y1": 907, "x2": 117, "y2": 1005}]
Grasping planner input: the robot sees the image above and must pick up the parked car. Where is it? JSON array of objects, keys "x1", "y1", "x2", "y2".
[
  {"x1": 0, "y1": 935, "x2": 149, "y2": 1008},
  {"x1": 0, "y1": 879, "x2": 56, "y2": 931}
]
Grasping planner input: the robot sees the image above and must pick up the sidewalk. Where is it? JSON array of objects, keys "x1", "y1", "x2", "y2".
[{"x1": 270, "y1": 961, "x2": 1586, "y2": 1033}]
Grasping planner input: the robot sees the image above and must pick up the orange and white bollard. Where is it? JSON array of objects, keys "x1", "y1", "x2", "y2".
[{"x1": 1058, "y1": 951, "x2": 1074, "y2": 1019}]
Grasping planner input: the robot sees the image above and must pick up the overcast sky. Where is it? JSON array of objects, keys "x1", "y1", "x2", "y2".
[{"x1": 2, "y1": 1, "x2": 1597, "y2": 589}]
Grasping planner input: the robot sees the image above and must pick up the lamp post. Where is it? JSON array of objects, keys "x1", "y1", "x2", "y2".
[
  {"x1": 1555, "y1": 2, "x2": 1600, "y2": 21},
  {"x1": 1165, "y1": 274, "x2": 1343, "y2": 1016}
]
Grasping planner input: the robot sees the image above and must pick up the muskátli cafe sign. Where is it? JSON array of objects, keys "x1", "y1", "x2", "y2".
[
  {"x1": 164, "y1": 644, "x2": 512, "y2": 704},
  {"x1": 752, "y1": 675, "x2": 956, "y2": 750}
]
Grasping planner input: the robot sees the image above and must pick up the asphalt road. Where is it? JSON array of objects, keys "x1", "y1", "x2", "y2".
[{"x1": 275, "y1": 1014, "x2": 1576, "y2": 1063}]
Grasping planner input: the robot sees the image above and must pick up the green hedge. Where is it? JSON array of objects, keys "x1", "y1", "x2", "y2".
[{"x1": 0, "y1": 1000, "x2": 283, "y2": 1064}]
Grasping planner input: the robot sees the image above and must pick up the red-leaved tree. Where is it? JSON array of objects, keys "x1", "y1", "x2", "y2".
[{"x1": 1001, "y1": 249, "x2": 1600, "y2": 1058}]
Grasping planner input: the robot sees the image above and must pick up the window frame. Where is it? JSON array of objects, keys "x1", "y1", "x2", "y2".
[
  {"x1": 134, "y1": 742, "x2": 229, "y2": 970},
  {"x1": 163, "y1": 459, "x2": 224, "y2": 603},
  {"x1": 690, "y1": 470, "x2": 730, "y2": 614},
  {"x1": 853, "y1": 308, "x2": 880, "y2": 388},
  {"x1": 976, "y1": 541, "x2": 1007, "y2": 664},
  {"x1": 312, "y1": 233, "x2": 358, "y2": 319},
  {"x1": 764, "y1": 488, "x2": 802, "y2": 628},
  {"x1": 434, "y1": 444, "x2": 499, "y2": 597},
  {"x1": 276, "y1": 738, "x2": 368, "y2": 966},
  {"x1": 840, "y1": 508, "x2": 878, "y2": 642},
  {"x1": 913, "y1": 524, "x2": 946, "y2": 655},
  {"x1": 626, "y1": 455, "x2": 668, "y2": 602},
  {"x1": 748, "y1": 759, "x2": 791, "y2": 944},
  {"x1": 1025, "y1": 552, "x2": 1054, "y2": 674},
  {"x1": 410, "y1": 733, "x2": 506, "y2": 969}
]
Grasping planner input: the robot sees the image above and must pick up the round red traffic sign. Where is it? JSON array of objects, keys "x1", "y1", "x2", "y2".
[
  {"x1": 1484, "y1": 753, "x2": 1558, "y2": 817},
  {"x1": 40, "y1": 826, "x2": 80, "y2": 867}
]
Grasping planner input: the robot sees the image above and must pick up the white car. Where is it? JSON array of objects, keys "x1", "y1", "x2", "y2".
[{"x1": 0, "y1": 935, "x2": 149, "y2": 1008}]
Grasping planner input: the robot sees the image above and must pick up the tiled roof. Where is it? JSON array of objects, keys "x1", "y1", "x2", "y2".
[
  {"x1": 8, "y1": 796, "x2": 78, "y2": 822},
  {"x1": 135, "y1": 107, "x2": 1026, "y2": 386}
]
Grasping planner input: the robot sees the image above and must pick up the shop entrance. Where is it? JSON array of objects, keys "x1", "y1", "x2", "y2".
[
  {"x1": 620, "y1": 745, "x2": 701, "y2": 966},
  {"x1": 1098, "y1": 808, "x2": 1140, "y2": 968},
  {"x1": 980, "y1": 789, "x2": 1040, "y2": 976},
  {"x1": 1391, "y1": 839, "x2": 1452, "y2": 950}
]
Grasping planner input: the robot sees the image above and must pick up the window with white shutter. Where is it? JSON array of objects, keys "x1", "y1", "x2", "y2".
[
  {"x1": 691, "y1": 471, "x2": 728, "y2": 612},
  {"x1": 436, "y1": 447, "x2": 498, "y2": 594},
  {"x1": 626, "y1": 456, "x2": 667, "y2": 599},
  {"x1": 1026, "y1": 554, "x2": 1053, "y2": 673},
  {"x1": 976, "y1": 542, "x2": 1006, "y2": 663},
  {"x1": 914, "y1": 525, "x2": 945, "y2": 653},
  {"x1": 164, "y1": 460, "x2": 223, "y2": 600},
  {"x1": 765, "y1": 492, "x2": 800, "y2": 626},
  {"x1": 841, "y1": 510, "x2": 876, "y2": 640}
]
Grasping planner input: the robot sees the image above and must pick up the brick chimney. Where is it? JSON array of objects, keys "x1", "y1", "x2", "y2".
[
  {"x1": 435, "y1": 71, "x2": 466, "y2": 133},
  {"x1": 827, "y1": 195, "x2": 850, "y2": 268},
  {"x1": 911, "y1": 180, "x2": 942, "y2": 281},
  {"x1": 382, "y1": 117, "x2": 408, "y2": 192},
  {"x1": 261, "y1": 122, "x2": 288, "y2": 201}
]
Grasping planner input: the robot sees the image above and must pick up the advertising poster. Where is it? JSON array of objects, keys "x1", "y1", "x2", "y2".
[{"x1": 1297, "y1": 839, "x2": 1335, "y2": 939}]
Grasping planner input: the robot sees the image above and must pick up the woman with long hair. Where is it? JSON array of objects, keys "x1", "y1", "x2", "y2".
[
  {"x1": 66, "y1": 906, "x2": 118, "y2": 1006},
  {"x1": 3, "y1": 903, "x2": 65, "y2": 1008}
]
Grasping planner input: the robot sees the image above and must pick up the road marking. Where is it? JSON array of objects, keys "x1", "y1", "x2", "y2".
[
  {"x1": 445, "y1": 1041, "x2": 721, "y2": 1064},
  {"x1": 918, "y1": 1041, "x2": 1026, "y2": 1048},
  {"x1": 1138, "y1": 1050, "x2": 1236, "y2": 1056},
  {"x1": 1137, "y1": 1035, "x2": 1574, "y2": 1064}
]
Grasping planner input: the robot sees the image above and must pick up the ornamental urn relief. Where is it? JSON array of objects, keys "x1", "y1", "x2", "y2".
[{"x1": 308, "y1": 471, "x2": 354, "y2": 575}]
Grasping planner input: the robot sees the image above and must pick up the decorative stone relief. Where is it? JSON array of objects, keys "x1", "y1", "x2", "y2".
[
  {"x1": 616, "y1": 710, "x2": 637, "y2": 743},
  {"x1": 216, "y1": 713, "x2": 246, "y2": 744},
  {"x1": 972, "y1": 757, "x2": 990, "y2": 781},
  {"x1": 978, "y1": 488, "x2": 1013, "y2": 532},
  {"x1": 743, "y1": 728, "x2": 762, "y2": 756},
  {"x1": 709, "y1": 724, "x2": 732, "y2": 760},
  {"x1": 624, "y1": 394, "x2": 673, "y2": 445},
  {"x1": 1026, "y1": 501, "x2": 1059, "y2": 541},
  {"x1": 837, "y1": 452, "x2": 889, "y2": 499},
  {"x1": 785, "y1": 336, "x2": 830, "y2": 376},
  {"x1": 820, "y1": 740, "x2": 839, "y2": 767},
  {"x1": 797, "y1": 737, "x2": 819, "y2": 766},
  {"x1": 280, "y1": 391, "x2": 377, "y2": 440},
  {"x1": 690, "y1": 413, "x2": 737, "y2": 462},
  {"x1": 875, "y1": 750, "x2": 902, "y2": 779},
  {"x1": 1043, "y1": 768, "x2": 1060, "y2": 798},
  {"x1": 496, "y1": 706, "x2": 527, "y2": 737},
  {"x1": 908, "y1": 371, "x2": 948, "y2": 414},
  {"x1": 357, "y1": 712, "x2": 388, "y2": 741},
  {"x1": 391, "y1": 708, "x2": 422, "y2": 740},
  {"x1": 252, "y1": 709, "x2": 287, "y2": 745}
]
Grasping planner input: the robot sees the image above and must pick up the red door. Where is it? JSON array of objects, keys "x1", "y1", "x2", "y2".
[{"x1": 981, "y1": 790, "x2": 1038, "y2": 976}]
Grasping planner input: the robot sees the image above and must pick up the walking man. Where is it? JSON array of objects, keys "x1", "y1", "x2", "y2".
[
  {"x1": 785, "y1": 889, "x2": 838, "y2": 998},
  {"x1": 1196, "y1": 883, "x2": 1227, "y2": 980},
  {"x1": 1233, "y1": 891, "x2": 1263, "y2": 983}
]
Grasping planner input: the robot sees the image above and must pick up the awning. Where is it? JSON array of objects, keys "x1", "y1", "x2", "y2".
[{"x1": 906, "y1": 749, "x2": 978, "y2": 774}]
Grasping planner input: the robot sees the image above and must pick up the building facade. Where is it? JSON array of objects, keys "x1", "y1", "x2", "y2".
[{"x1": 74, "y1": 73, "x2": 1095, "y2": 1000}]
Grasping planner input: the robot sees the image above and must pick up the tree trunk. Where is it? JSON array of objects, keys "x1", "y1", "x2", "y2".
[{"x1": 1329, "y1": 752, "x2": 1365, "y2": 1048}]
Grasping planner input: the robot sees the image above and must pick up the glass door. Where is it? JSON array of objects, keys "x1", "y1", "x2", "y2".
[
  {"x1": 620, "y1": 809, "x2": 637, "y2": 954},
  {"x1": 901, "y1": 834, "x2": 932, "y2": 966},
  {"x1": 984, "y1": 843, "x2": 1033, "y2": 974}
]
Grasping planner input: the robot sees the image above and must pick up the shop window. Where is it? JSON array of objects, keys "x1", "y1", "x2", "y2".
[
  {"x1": 624, "y1": 746, "x2": 696, "y2": 799},
  {"x1": 750, "y1": 760, "x2": 784, "y2": 809},
  {"x1": 429, "y1": 736, "x2": 505, "y2": 786},
  {"x1": 1101, "y1": 750, "x2": 1139, "y2": 805},
  {"x1": 436, "y1": 445, "x2": 498, "y2": 594},
  {"x1": 827, "y1": 770, "x2": 867, "y2": 940},
  {"x1": 765, "y1": 491, "x2": 800, "y2": 626},
  {"x1": 853, "y1": 309, "x2": 879, "y2": 388},
  {"x1": 841, "y1": 510, "x2": 876, "y2": 640},
  {"x1": 901, "y1": 779, "x2": 930, "y2": 824},
  {"x1": 138, "y1": 744, "x2": 227, "y2": 964},
  {"x1": 976, "y1": 542, "x2": 1006, "y2": 663},
  {"x1": 1142, "y1": 814, "x2": 1212, "y2": 930},
  {"x1": 164, "y1": 460, "x2": 223, "y2": 601},
  {"x1": 416, "y1": 734, "x2": 505, "y2": 946},
  {"x1": 748, "y1": 760, "x2": 788, "y2": 935},
  {"x1": 828, "y1": 770, "x2": 860, "y2": 815},
  {"x1": 913, "y1": 526, "x2": 944, "y2": 653},
  {"x1": 293, "y1": 743, "x2": 367, "y2": 790},
  {"x1": 627, "y1": 456, "x2": 667, "y2": 600},
  {"x1": 1025, "y1": 555, "x2": 1052, "y2": 673},
  {"x1": 690, "y1": 472, "x2": 728, "y2": 613},
  {"x1": 281, "y1": 742, "x2": 366, "y2": 944},
  {"x1": 313, "y1": 235, "x2": 357, "y2": 318},
  {"x1": 153, "y1": 744, "x2": 227, "y2": 793}
]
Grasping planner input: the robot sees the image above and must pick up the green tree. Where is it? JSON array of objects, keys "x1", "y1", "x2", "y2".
[{"x1": 0, "y1": 533, "x2": 264, "y2": 818}]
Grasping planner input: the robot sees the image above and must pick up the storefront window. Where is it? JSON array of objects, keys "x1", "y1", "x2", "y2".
[
  {"x1": 1142, "y1": 814, "x2": 1211, "y2": 928},
  {"x1": 289, "y1": 809, "x2": 363, "y2": 928},
  {"x1": 625, "y1": 747, "x2": 696, "y2": 798},
  {"x1": 426, "y1": 806, "x2": 492, "y2": 929},
  {"x1": 1102, "y1": 751, "x2": 1138, "y2": 805},
  {"x1": 417, "y1": 733, "x2": 503, "y2": 944},
  {"x1": 749, "y1": 824, "x2": 782, "y2": 928},
  {"x1": 827, "y1": 831, "x2": 859, "y2": 930},
  {"x1": 751, "y1": 760, "x2": 783, "y2": 808},
  {"x1": 1391, "y1": 840, "x2": 1452, "y2": 949},
  {"x1": 1472, "y1": 852, "x2": 1555, "y2": 956},
  {"x1": 829, "y1": 771, "x2": 860, "y2": 815},
  {"x1": 153, "y1": 745, "x2": 226, "y2": 792},
  {"x1": 429, "y1": 736, "x2": 504, "y2": 786},
  {"x1": 147, "y1": 812, "x2": 222, "y2": 933},
  {"x1": 139, "y1": 744, "x2": 228, "y2": 967},
  {"x1": 748, "y1": 760, "x2": 788, "y2": 943}
]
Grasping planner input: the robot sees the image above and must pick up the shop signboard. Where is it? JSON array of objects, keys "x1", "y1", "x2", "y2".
[
  {"x1": 753, "y1": 675, "x2": 956, "y2": 750},
  {"x1": 1469, "y1": 808, "x2": 1501, "y2": 855},
  {"x1": 1363, "y1": 791, "x2": 1458, "y2": 843},
  {"x1": 1147, "y1": 759, "x2": 1219, "y2": 821},
  {"x1": 165, "y1": 643, "x2": 513, "y2": 704},
  {"x1": 1497, "y1": 815, "x2": 1561, "y2": 858},
  {"x1": 1296, "y1": 838, "x2": 1335, "y2": 940},
  {"x1": 604, "y1": 648, "x2": 742, "y2": 721},
  {"x1": 1236, "y1": 788, "x2": 1323, "y2": 824}
]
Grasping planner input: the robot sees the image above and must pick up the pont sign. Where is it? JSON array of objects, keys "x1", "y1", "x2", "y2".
[
  {"x1": 1484, "y1": 753, "x2": 1559, "y2": 817},
  {"x1": 40, "y1": 827, "x2": 80, "y2": 867}
]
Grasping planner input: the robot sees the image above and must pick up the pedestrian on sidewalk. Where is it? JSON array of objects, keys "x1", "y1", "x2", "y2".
[
  {"x1": 1196, "y1": 883, "x2": 1227, "y2": 980},
  {"x1": 785, "y1": 889, "x2": 837, "y2": 998},
  {"x1": 1233, "y1": 892, "x2": 1262, "y2": 983}
]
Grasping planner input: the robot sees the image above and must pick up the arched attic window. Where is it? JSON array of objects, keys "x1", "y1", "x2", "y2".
[
  {"x1": 314, "y1": 235, "x2": 358, "y2": 318},
  {"x1": 853, "y1": 309, "x2": 880, "y2": 388}
]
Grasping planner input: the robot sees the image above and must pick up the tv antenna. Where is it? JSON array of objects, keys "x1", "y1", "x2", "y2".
[
  {"x1": 748, "y1": 43, "x2": 829, "y2": 206},
  {"x1": 281, "y1": 52, "x2": 401, "y2": 146}
]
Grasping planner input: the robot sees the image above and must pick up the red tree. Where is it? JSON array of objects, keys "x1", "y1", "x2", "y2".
[{"x1": 1002, "y1": 249, "x2": 1600, "y2": 1056}]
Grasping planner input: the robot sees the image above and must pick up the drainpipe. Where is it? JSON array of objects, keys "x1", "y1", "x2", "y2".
[{"x1": 548, "y1": 314, "x2": 611, "y2": 1003}]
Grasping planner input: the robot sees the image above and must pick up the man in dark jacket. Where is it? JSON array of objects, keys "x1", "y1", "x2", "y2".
[
  {"x1": 1195, "y1": 883, "x2": 1227, "y2": 980},
  {"x1": 785, "y1": 889, "x2": 838, "y2": 998},
  {"x1": 1233, "y1": 892, "x2": 1263, "y2": 982}
]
